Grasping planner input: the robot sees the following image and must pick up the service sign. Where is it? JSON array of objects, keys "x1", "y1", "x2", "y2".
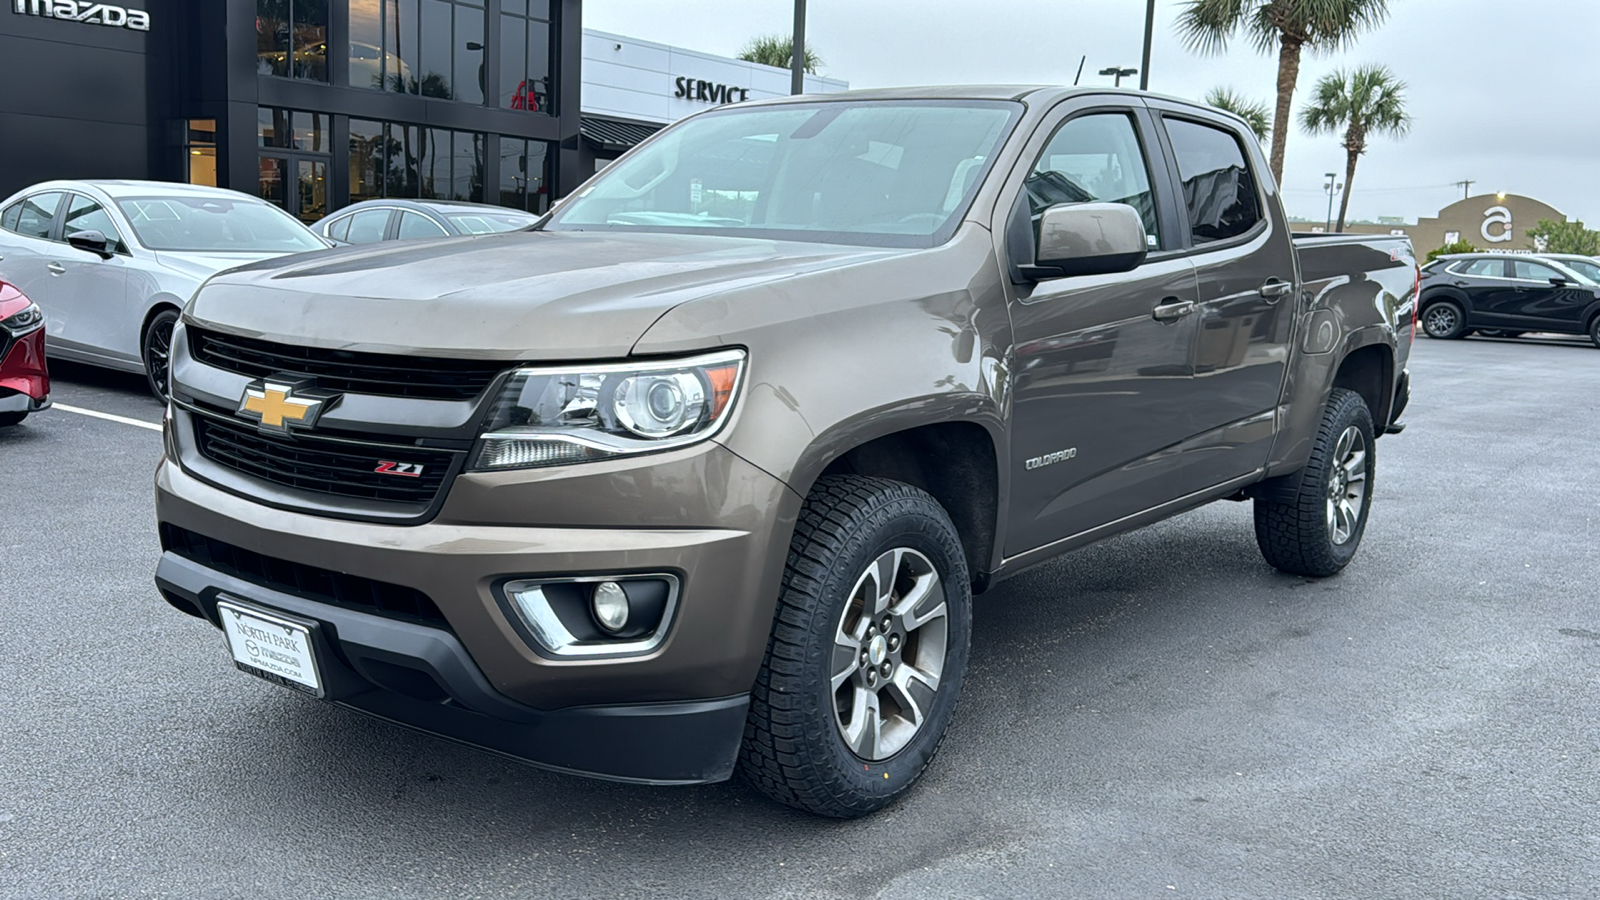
[{"x1": 12, "y1": 0, "x2": 150, "y2": 31}]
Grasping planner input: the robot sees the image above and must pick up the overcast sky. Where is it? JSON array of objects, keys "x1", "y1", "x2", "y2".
[{"x1": 585, "y1": 0, "x2": 1600, "y2": 226}]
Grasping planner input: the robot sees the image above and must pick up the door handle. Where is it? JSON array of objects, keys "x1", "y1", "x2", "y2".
[
  {"x1": 1152, "y1": 298, "x2": 1196, "y2": 321},
  {"x1": 47, "y1": 262, "x2": 66, "y2": 275},
  {"x1": 1260, "y1": 278, "x2": 1293, "y2": 301}
]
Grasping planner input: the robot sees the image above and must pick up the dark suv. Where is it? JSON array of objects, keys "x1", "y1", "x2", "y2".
[{"x1": 1418, "y1": 253, "x2": 1600, "y2": 346}]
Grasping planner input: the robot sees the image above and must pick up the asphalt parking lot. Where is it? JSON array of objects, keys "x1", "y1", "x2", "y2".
[{"x1": 3, "y1": 334, "x2": 1598, "y2": 899}]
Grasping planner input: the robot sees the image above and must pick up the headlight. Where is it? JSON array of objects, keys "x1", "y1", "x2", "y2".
[
  {"x1": 472, "y1": 349, "x2": 745, "y2": 470},
  {"x1": 0, "y1": 302, "x2": 43, "y2": 337}
]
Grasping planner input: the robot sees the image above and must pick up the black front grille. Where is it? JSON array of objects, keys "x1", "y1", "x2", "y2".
[
  {"x1": 194, "y1": 413, "x2": 455, "y2": 505},
  {"x1": 160, "y1": 523, "x2": 448, "y2": 627},
  {"x1": 190, "y1": 329, "x2": 506, "y2": 401}
]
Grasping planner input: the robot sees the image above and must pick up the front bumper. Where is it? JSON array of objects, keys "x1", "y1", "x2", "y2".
[
  {"x1": 156, "y1": 551, "x2": 748, "y2": 784},
  {"x1": 0, "y1": 390, "x2": 49, "y2": 414}
]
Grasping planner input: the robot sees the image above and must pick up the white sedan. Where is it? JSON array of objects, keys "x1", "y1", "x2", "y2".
[{"x1": 0, "y1": 180, "x2": 330, "y2": 400}]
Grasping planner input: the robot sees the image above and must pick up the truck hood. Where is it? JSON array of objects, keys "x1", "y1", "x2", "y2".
[{"x1": 186, "y1": 231, "x2": 907, "y2": 360}]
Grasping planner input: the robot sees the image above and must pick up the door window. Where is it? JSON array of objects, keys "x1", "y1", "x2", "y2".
[
  {"x1": 63, "y1": 196, "x2": 129, "y2": 254},
  {"x1": 345, "y1": 209, "x2": 393, "y2": 243},
  {"x1": 1164, "y1": 117, "x2": 1262, "y2": 244},
  {"x1": 297, "y1": 159, "x2": 328, "y2": 223},
  {"x1": 1026, "y1": 113, "x2": 1160, "y2": 248},
  {"x1": 6, "y1": 193, "x2": 63, "y2": 239},
  {"x1": 397, "y1": 211, "x2": 448, "y2": 239},
  {"x1": 1512, "y1": 260, "x2": 1563, "y2": 282},
  {"x1": 1455, "y1": 258, "x2": 1506, "y2": 278}
]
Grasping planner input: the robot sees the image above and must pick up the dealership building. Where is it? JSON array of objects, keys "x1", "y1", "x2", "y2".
[{"x1": 0, "y1": 0, "x2": 845, "y2": 221}]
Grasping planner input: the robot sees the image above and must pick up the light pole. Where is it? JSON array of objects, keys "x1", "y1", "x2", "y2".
[
  {"x1": 1099, "y1": 66, "x2": 1138, "y2": 87},
  {"x1": 1324, "y1": 172, "x2": 1343, "y2": 233},
  {"x1": 1139, "y1": 0, "x2": 1155, "y2": 90},
  {"x1": 791, "y1": 0, "x2": 806, "y2": 96}
]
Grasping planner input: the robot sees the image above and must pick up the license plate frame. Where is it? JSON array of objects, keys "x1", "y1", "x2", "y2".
[{"x1": 216, "y1": 599, "x2": 325, "y2": 698}]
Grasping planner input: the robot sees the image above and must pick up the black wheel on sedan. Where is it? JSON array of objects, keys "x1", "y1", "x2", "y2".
[
  {"x1": 1252, "y1": 388, "x2": 1376, "y2": 577},
  {"x1": 1420, "y1": 300, "x2": 1468, "y2": 339},
  {"x1": 738, "y1": 475, "x2": 972, "y2": 818},
  {"x1": 1589, "y1": 316, "x2": 1600, "y2": 349},
  {"x1": 142, "y1": 308, "x2": 180, "y2": 402}
]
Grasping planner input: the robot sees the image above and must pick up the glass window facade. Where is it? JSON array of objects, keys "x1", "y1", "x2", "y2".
[
  {"x1": 257, "y1": 0, "x2": 329, "y2": 80},
  {"x1": 496, "y1": 136, "x2": 551, "y2": 212},
  {"x1": 351, "y1": 118, "x2": 495, "y2": 204},
  {"x1": 185, "y1": 119, "x2": 217, "y2": 187},
  {"x1": 259, "y1": 108, "x2": 328, "y2": 151},
  {"x1": 349, "y1": 0, "x2": 486, "y2": 102},
  {"x1": 499, "y1": 1, "x2": 551, "y2": 112}
]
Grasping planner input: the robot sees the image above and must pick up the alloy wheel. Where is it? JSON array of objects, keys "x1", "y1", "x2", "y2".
[
  {"x1": 1423, "y1": 305, "x2": 1458, "y2": 337},
  {"x1": 831, "y1": 547, "x2": 949, "y2": 761},
  {"x1": 1326, "y1": 425, "x2": 1369, "y2": 546},
  {"x1": 145, "y1": 316, "x2": 175, "y2": 401}
]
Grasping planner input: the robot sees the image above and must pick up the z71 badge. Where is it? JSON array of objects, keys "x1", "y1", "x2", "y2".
[{"x1": 374, "y1": 461, "x2": 425, "y2": 478}]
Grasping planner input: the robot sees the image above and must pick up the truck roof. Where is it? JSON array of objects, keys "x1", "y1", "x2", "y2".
[{"x1": 753, "y1": 84, "x2": 1216, "y2": 112}]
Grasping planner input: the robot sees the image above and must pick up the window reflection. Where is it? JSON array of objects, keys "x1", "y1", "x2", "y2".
[
  {"x1": 351, "y1": 0, "x2": 485, "y2": 103},
  {"x1": 497, "y1": 136, "x2": 550, "y2": 212},
  {"x1": 350, "y1": 120, "x2": 487, "y2": 205},
  {"x1": 257, "y1": 0, "x2": 327, "y2": 80},
  {"x1": 499, "y1": 5, "x2": 551, "y2": 113}
]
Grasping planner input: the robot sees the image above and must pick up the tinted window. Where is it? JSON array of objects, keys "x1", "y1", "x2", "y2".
[
  {"x1": 1513, "y1": 260, "x2": 1563, "y2": 282},
  {"x1": 1559, "y1": 258, "x2": 1600, "y2": 283},
  {"x1": 8, "y1": 193, "x2": 63, "y2": 239},
  {"x1": 1456, "y1": 259, "x2": 1504, "y2": 277},
  {"x1": 346, "y1": 209, "x2": 392, "y2": 243},
  {"x1": 1165, "y1": 117, "x2": 1261, "y2": 244},
  {"x1": 323, "y1": 214, "x2": 352, "y2": 241},
  {"x1": 115, "y1": 197, "x2": 327, "y2": 252},
  {"x1": 63, "y1": 195, "x2": 129, "y2": 254},
  {"x1": 397, "y1": 211, "x2": 448, "y2": 239},
  {"x1": 1026, "y1": 113, "x2": 1160, "y2": 248}
]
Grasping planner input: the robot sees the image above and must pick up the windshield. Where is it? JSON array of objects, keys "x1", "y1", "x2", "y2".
[
  {"x1": 547, "y1": 100, "x2": 1020, "y2": 248},
  {"x1": 115, "y1": 197, "x2": 328, "y2": 253},
  {"x1": 444, "y1": 211, "x2": 539, "y2": 234}
]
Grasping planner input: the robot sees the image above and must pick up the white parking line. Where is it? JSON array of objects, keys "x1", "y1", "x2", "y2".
[{"x1": 52, "y1": 403, "x2": 163, "y2": 433}]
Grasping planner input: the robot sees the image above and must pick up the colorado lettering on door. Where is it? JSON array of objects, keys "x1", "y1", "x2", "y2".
[{"x1": 673, "y1": 77, "x2": 750, "y2": 105}]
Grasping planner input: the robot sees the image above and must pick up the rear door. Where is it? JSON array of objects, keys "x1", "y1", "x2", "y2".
[
  {"x1": 1149, "y1": 107, "x2": 1296, "y2": 485},
  {"x1": 1002, "y1": 100, "x2": 1203, "y2": 554}
]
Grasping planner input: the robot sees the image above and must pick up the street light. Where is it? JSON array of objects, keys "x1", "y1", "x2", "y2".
[
  {"x1": 1099, "y1": 66, "x2": 1138, "y2": 87},
  {"x1": 1324, "y1": 172, "x2": 1344, "y2": 233}
]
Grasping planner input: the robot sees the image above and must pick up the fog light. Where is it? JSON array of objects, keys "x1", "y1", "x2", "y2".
[{"x1": 591, "y1": 581, "x2": 630, "y2": 632}]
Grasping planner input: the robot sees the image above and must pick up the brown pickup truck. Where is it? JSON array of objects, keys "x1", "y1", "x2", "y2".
[{"x1": 153, "y1": 86, "x2": 1415, "y2": 817}]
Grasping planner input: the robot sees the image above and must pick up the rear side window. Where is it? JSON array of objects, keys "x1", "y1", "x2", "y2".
[
  {"x1": 323, "y1": 215, "x2": 351, "y2": 242},
  {"x1": 0, "y1": 203, "x2": 19, "y2": 232},
  {"x1": 6, "y1": 192, "x2": 63, "y2": 239},
  {"x1": 1455, "y1": 259, "x2": 1505, "y2": 277},
  {"x1": 346, "y1": 209, "x2": 391, "y2": 244},
  {"x1": 1164, "y1": 118, "x2": 1261, "y2": 244},
  {"x1": 397, "y1": 212, "x2": 447, "y2": 240},
  {"x1": 1026, "y1": 112, "x2": 1161, "y2": 248}
]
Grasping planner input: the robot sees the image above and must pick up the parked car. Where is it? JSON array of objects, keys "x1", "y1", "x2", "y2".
[
  {"x1": 0, "y1": 280, "x2": 50, "y2": 426},
  {"x1": 1418, "y1": 252, "x2": 1600, "y2": 346},
  {"x1": 313, "y1": 199, "x2": 540, "y2": 245},
  {"x1": 0, "y1": 181, "x2": 330, "y2": 400},
  {"x1": 153, "y1": 87, "x2": 1415, "y2": 818}
]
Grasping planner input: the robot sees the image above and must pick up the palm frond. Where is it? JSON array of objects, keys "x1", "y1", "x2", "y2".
[
  {"x1": 1205, "y1": 86, "x2": 1272, "y2": 140},
  {"x1": 1174, "y1": 0, "x2": 1254, "y2": 56},
  {"x1": 737, "y1": 34, "x2": 823, "y2": 74}
]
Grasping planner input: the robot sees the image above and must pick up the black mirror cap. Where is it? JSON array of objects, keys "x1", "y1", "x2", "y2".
[
  {"x1": 1549, "y1": 276, "x2": 1570, "y2": 286},
  {"x1": 67, "y1": 229, "x2": 112, "y2": 257}
]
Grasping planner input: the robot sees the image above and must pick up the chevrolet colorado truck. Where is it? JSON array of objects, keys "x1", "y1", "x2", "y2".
[{"x1": 153, "y1": 86, "x2": 1415, "y2": 818}]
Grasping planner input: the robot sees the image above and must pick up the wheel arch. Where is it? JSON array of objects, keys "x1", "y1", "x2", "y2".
[
  {"x1": 799, "y1": 418, "x2": 1005, "y2": 592},
  {"x1": 139, "y1": 296, "x2": 185, "y2": 340},
  {"x1": 1331, "y1": 339, "x2": 1395, "y2": 430},
  {"x1": 1419, "y1": 287, "x2": 1469, "y2": 314}
]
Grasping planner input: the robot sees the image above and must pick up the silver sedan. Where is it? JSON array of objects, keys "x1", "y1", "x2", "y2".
[{"x1": 0, "y1": 180, "x2": 329, "y2": 399}]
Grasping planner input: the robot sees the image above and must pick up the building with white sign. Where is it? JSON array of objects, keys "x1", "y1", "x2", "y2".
[
  {"x1": 1344, "y1": 193, "x2": 1567, "y2": 253},
  {"x1": 578, "y1": 29, "x2": 848, "y2": 174}
]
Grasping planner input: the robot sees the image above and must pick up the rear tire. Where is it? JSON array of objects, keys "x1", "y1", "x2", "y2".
[
  {"x1": 142, "y1": 308, "x2": 180, "y2": 403},
  {"x1": 738, "y1": 475, "x2": 972, "y2": 818},
  {"x1": 1421, "y1": 300, "x2": 1468, "y2": 339},
  {"x1": 1253, "y1": 388, "x2": 1376, "y2": 577},
  {"x1": 0, "y1": 411, "x2": 26, "y2": 427},
  {"x1": 1589, "y1": 316, "x2": 1600, "y2": 349}
]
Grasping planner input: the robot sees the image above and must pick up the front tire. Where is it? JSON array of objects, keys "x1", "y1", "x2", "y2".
[
  {"x1": 142, "y1": 308, "x2": 180, "y2": 403},
  {"x1": 1253, "y1": 388, "x2": 1376, "y2": 577},
  {"x1": 738, "y1": 475, "x2": 972, "y2": 818},
  {"x1": 1421, "y1": 300, "x2": 1468, "y2": 339}
]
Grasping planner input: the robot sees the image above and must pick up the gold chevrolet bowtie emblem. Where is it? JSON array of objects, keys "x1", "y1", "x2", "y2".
[{"x1": 237, "y1": 380, "x2": 329, "y2": 435}]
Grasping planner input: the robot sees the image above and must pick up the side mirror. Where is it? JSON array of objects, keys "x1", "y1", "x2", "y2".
[
  {"x1": 1030, "y1": 202, "x2": 1148, "y2": 280},
  {"x1": 67, "y1": 229, "x2": 112, "y2": 258},
  {"x1": 1549, "y1": 276, "x2": 1571, "y2": 286}
]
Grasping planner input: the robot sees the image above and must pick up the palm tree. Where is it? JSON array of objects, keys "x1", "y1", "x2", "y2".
[
  {"x1": 1204, "y1": 87, "x2": 1271, "y2": 142},
  {"x1": 1299, "y1": 65, "x2": 1410, "y2": 232},
  {"x1": 738, "y1": 34, "x2": 822, "y2": 74},
  {"x1": 1176, "y1": 0, "x2": 1391, "y2": 185}
]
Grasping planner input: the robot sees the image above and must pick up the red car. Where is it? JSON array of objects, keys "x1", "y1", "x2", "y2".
[{"x1": 0, "y1": 280, "x2": 49, "y2": 427}]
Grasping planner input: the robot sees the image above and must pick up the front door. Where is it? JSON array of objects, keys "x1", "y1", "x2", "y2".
[
  {"x1": 1506, "y1": 258, "x2": 1591, "y2": 331},
  {"x1": 1004, "y1": 108, "x2": 1203, "y2": 555},
  {"x1": 1156, "y1": 112, "x2": 1296, "y2": 485},
  {"x1": 259, "y1": 153, "x2": 329, "y2": 224},
  {"x1": 51, "y1": 194, "x2": 132, "y2": 363}
]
